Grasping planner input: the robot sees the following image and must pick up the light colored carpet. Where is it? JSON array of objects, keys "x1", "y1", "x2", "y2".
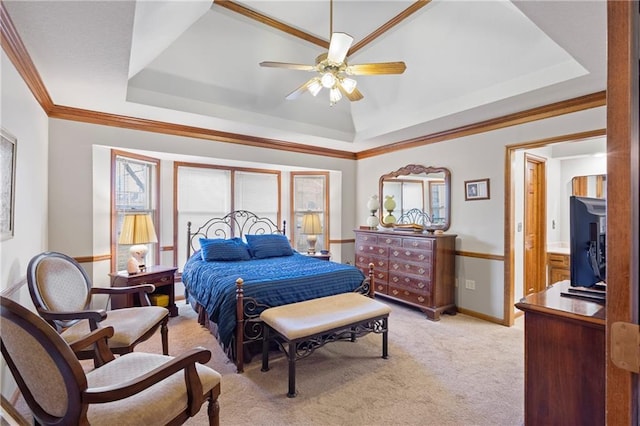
[{"x1": 135, "y1": 299, "x2": 525, "y2": 426}]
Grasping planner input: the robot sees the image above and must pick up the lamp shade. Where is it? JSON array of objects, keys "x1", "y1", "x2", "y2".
[
  {"x1": 301, "y1": 213, "x2": 322, "y2": 235},
  {"x1": 119, "y1": 214, "x2": 158, "y2": 245}
]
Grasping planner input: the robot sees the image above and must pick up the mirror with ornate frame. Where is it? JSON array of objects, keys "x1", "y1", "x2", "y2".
[{"x1": 379, "y1": 164, "x2": 451, "y2": 231}]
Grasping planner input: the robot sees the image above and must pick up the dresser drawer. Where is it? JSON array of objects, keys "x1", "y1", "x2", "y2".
[
  {"x1": 402, "y1": 237, "x2": 434, "y2": 251},
  {"x1": 356, "y1": 254, "x2": 388, "y2": 271},
  {"x1": 388, "y1": 285, "x2": 432, "y2": 306},
  {"x1": 389, "y1": 247, "x2": 432, "y2": 263},
  {"x1": 358, "y1": 244, "x2": 388, "y2": 257},
  {"x1": 389, "y1": 260, "x2": 432, "y2": 279},
  {"x1": 389, "y1": 272, "x2": 432, "y2": 295},
  {"x1": 377, "y1": 235, "x2": 402, "y2": 247},
  {"x1": 356, "y1": 234, "x2": 378, "y2": 245}
]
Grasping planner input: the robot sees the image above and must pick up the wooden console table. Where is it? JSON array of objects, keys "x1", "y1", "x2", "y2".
[
  {"x1": 515, "y1": 281, "x2": 605, "y2": 425},
  {"x1": 109, "y1": 265, "x2": 178, "y2": 317}
]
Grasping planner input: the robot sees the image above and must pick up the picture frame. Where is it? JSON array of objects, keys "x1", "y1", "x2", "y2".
[
  {"x1": 465, "y1": 178, "x2": 490, "y2": 201},
  {"x1": 1, "y1": 128, "x2": 17, "y2": 240}
]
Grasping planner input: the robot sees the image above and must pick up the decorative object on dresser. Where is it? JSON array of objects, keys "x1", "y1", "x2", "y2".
[
  {"x1": 301, "y1": 211, "x2": 322, "y2": 254},
  {"x1": 366, "y1": 194, "x2": 380, "y2": 228},
  {"x1": 26, "y1": 251, "x2": 170, "y2": 361},
  {"x1": 354, "y1": 229, "x2": 456, "y2": 320},
  {"x1": 379, "y1": 164, "x2": 451, "y2": 231},
  {"x1": 0, "y1": 296, "x2": 221, "y2": 426},
  {"x1": 383, "y1": 195, "x2": 397, "y2": 224},
  {"x1": 110, "y1": 265, "x2": 179, "y2": 317},
  {"x1": 118, "y1": 212, "x2": 158, "y2": 274}
]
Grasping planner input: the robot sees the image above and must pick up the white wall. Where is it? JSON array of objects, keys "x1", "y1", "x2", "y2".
[
  {"x1": 0, "y1": 52, "x2": 49, "y2": 397},
  {"x1": 357, "y1": 106, "x2": 607, "y2": 320}
]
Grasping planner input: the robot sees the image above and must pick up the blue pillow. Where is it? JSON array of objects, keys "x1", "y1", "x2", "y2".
[
  {"x1": 200, "y1": 238, "x2": 251, "y2": 261},
  {"x1": 245, "y1": 234, "x2": 293, "y2": 259}
]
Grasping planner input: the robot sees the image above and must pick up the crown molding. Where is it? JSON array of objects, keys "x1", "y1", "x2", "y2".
[{"x1": 1, "y1": 1, "x2": 54, "y2": 113}]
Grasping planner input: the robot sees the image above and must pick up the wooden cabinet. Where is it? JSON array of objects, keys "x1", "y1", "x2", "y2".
[
  {"x1": 354, "y1": 229, "x2": 456, "y2": 320},
  {"x1": 547, "y1": 252, "x2": 570, "y2": 285},
  {"x1": 515, "y1": 281, "x2": 605, "y2": 425},
  {"x1": 109, "y1": 265, "x2": 178, "y2": 317}
]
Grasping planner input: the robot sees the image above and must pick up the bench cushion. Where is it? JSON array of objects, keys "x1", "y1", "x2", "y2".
[{"x1": 260, "y1": 293, "x2": 391, "y2": 340}]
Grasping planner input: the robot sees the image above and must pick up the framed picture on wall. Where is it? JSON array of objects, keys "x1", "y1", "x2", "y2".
[
  {"x1": 465, "y1": 178, "x2": 490, "y2": 201},
  {"x1": 1, "y1": 128, "x2": 17, "y2": 240}
]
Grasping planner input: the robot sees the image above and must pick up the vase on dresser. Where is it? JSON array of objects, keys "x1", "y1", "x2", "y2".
[{"x1": 366, "y1": 195, "x2": 380, "y2": 228}]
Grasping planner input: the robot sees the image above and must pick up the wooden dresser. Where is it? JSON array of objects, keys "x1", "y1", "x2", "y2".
[
  {"x1": 354, "y1": 229, "x2": 456, "y2": 320},
  {"x1": 515, "y1": 281, "x2": 605, "y2": 425}
]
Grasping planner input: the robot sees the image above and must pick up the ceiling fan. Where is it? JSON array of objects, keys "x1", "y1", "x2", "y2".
[{"x1": 259, "y1": 1, "x2": 407, "y2": 106}]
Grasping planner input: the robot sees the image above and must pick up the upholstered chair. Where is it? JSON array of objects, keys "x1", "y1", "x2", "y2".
[
  {"x1": 27, "y1": 251, "x2": 169, "y2": 361},
  {"x1": 0, "y1": 296, "x2": 221, "y2": 426}
]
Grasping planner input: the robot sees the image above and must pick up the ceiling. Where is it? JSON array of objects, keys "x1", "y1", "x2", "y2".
[{"x1": 3, "y1": 0, "x2": 607, "y2": 153}]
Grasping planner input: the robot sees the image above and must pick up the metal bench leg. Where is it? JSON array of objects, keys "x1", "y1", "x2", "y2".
[
  {"x1": 287, "y1": 341, "x2": 297, "y2": 397},
  {"x1": 261, "y1": 326, "x2": 270, "y2": 372},
  {"x1": 382, "y1": 317, "x2": 389, "y2": 359}
]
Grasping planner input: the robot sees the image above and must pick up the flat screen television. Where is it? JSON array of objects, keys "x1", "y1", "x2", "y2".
[{"x1": 569, "y1": 195, "x2": 606, "y2": 288}]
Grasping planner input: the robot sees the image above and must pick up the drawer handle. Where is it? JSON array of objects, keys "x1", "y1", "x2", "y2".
[
  {"x1": 161, "y1": 276, "x2": 169, "y2": 282},
  {"x1": 404, "y1": 290, "x2": 410, "y2": 296},
  {"x1": 418, "y1": 254, "x2": 425, "y2": 260},
  {"x1": 392, "y1": 250, "x2": 399, "y2": 256},
  {"x1": 412, "y1": 242, "x2": 418, "y2": 247},
  {"x1": 418, "y1": 283, "x2": 425, "y2": 289},
  {"x1": 378, "y1": 261, "x2": 385, "y2": 267},
  {"x1": 404, "y1": 265, "x2": 410, "y2": 270},
  {"x1": 392, "y1": 264, "x2": 399, "y2": 270},
  {"x1": 385, "y1": 238, "x2": 392, "y2": 244},
  {"x1": 392, "y1": 289, "x2": 399, "y2": 295},
  {"x1": 377, "y1": 273, "x2": 384, "y2": 279},
  {"x1": 378, "y1": 249, "x2": 385, "y2": 254},
  {"x1": 418, "y1": 296, "x2": 425, "y2": 302},
  {"x1": 418, "y1": 268, "x2": 425, "y2": 274},
  {"x1": 392, "y1": 277, "x2": 399, "y2": 282},
  {"x1": 377, "y1": 285, "x2": 384, "y2": 291},
  {"x1": 405, "y1": 250, "x2": 411, "y2": 256},
  {"x1": 404, "y1": 277, "x2": 410, "y2": 283}
]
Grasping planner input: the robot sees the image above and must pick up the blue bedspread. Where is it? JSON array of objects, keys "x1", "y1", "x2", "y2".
[{"x1": 182, "y1": 252, "x2": 366, "y2": 348}]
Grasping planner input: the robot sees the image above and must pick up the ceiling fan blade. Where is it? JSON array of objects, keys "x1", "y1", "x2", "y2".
[
  {"x1": 346, "y1": 62, "x2": 407, "y2": 75},
  {"x1": 339, "y1": 85, "x2": 364, "y2": 102},
  {"x1": 260, "y1": 61, "x2": 316, "y2": 72},
  {"x1": 285, "y1": 78, "x2": 317, "y2": 100},
  {"x1": 327, "y1": 32, "x2": 353, "y2": 64}
]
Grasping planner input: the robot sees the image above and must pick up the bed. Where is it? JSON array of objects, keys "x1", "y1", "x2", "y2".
[{"x1": 182, "y1": 210, "x2": 373, "y2": 372}]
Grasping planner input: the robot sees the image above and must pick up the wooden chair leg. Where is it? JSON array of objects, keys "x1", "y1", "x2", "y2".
[
  {"x1": 161, "y1": 316, "x2": 169, "y2": 355},
  {"x1": 207, "y1": 392, "x2": 220, "y2": 426}
]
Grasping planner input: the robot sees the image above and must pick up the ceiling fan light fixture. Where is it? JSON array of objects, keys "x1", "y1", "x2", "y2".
[
  {"x1": 340, "y1": 77, "x2": 357, "y2": 94},
  {"x1": 308, "y1": 78, "x2": 323, "y2": 96},
  {"x1": 329, "y1": 87, "x2": 342, "y2": 105},
  {"x1": 321, "y1": 72, "x2": 336, "y2": 89}
]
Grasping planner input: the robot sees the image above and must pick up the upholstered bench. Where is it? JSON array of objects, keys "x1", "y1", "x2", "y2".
[{"x1": 260, "y1": 292, "x2": 391, "y2": 397}]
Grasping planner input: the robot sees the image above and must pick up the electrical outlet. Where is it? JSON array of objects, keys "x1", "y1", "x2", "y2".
[{"x1": 465, "y1": 279, "x2": 476, "y2": 290}]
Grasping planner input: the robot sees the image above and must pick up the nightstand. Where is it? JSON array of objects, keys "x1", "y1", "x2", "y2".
[
  {"x1": 303, "y1": 252, "x2": 332, "y2": 261},
  {"x1": 109, "y1": 265, "x2": 178, "y2": 317}
]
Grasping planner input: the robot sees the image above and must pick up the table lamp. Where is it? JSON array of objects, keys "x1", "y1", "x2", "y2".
[
  {"x1": 301, "y1": 212, "x2": 322, "y2": 254},
  {"x1": 119, "y1": 213, "x2": 158, "y2": 274}
]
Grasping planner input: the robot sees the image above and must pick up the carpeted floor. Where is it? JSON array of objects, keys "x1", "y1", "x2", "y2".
[{"x1": 134, "y1": 299, "x2": 525, "y2": 426}]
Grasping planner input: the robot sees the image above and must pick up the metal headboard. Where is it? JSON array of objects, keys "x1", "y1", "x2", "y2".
[
  {"x1": 186, "y1": 210, "x2": 286, "y2": 257},
  {"x1": 397, "y1": 208, "x2": 432, "y2": 227}
]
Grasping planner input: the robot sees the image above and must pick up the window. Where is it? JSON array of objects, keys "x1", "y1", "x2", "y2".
[
  {"x1": 291, "y1": 172, "x2": 329, "y2": 253},
  {"x1": 174, "y1": 163, "x2": 280, "y2": 268},
  {"x1": 112, "y1": 151, "x2": 159, "y2": 272}
]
